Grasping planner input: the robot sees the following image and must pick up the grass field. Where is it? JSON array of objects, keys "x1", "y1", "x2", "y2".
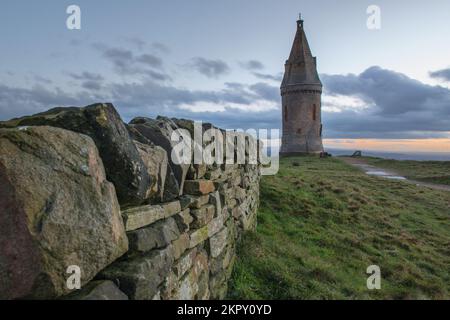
[
  {"x1": 364, "y1": 157, "x2": 450, "y2": 186},
  {"x1": 228, "y1": 156, "x2": 450, "y2": 299}
]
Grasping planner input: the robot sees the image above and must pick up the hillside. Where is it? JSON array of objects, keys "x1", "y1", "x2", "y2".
[{"x1": 228, "y1": 156, "x2": 450, "y2": 299}]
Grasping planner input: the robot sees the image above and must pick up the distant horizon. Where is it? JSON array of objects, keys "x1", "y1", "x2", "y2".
[
  {"x1": 325, "y1": 146, "x2": 450, "y2": 155},
  {"x1": 323, "y1": 138, "x2": 450, "y2": 154},
  {"x1": 325, "y1": 147, "x2": 450, "y2": 161},
  {"x1": 260, "y1": 138, "x2": 450, "y2": 160}
]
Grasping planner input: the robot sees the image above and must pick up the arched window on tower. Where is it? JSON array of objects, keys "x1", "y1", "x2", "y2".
[
  {"x1": 312, "y1": 104, "x2": 317, "y2": 121},
  {"x1": 284, "y1": 105, "x2": 288, "y2": 122}
]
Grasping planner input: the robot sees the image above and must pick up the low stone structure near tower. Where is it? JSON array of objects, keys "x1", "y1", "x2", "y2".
[{"x1": 280, "y1": 16, "x2": 324, "y2": 155}]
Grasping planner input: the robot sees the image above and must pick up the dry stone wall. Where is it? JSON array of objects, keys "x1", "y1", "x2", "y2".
[{"x1": 0, "y1": 103, "x2": 261, "y2": 300}]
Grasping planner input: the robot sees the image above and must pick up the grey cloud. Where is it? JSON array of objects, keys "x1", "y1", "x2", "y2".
[
  {"x1": 141, "y1": 70, "x2": 171, "y2": 82},
  {"x1": 0, "y1": 84, "x2": 95, "y2": 121},
  {"x1": 240, "y1": 60, "x2": 265, "y2": 71},
  {"x1": 121, "y1": 38, "x2": 170, "y2": 54},
  {"x1": 322, "y1": 110, "x2": 450, "y2": 139},
  {"x1": 69, "y1": 39, "x2": 82, "y2": 46},
  {"x1": 248, "y1": 83, "x2": 279, "y2": 102},
  {"x1": 151, "y1": 42, "x2": 170, "y2": 54},
  {"x1": 136, "y1": 54, "x2": 163, "y2": 69},
  {"x1": 108, "y1": 79, "x2": 275, "y2": 110},
  {"x1": 96, "y1": 44, "x2": 169, "y2": 81},
  {"x1": 81, "y1": 81, "x2": 102, "y2": 91},
  {"x1": 189, "y1": 57, "x2": 230, "y2": 78},
  {"x1": 161, "y1": 108, "x2": 280, "y2": 131},
  {"x1": 102, "y1": 47, "x2": 134, "y2": 71},
  {"x1": 105, "y1": 80, "x2": 281, "y2": 132},
  {"x1": 68, "y1": 72, "x2": 104, "y2": 92},
  {"x1": 321, "y1": 66, "x2": 450, "y2": 138},
  {"x1": 429, "y1": 68, "x2": 450, "y2": 82},
  {"x1": 123, "y1": 37, "x2": 146, "y2": 50},
  {"x1": 69, "y1": 71, "x2": 104, "y2": 81},
  {"x1": 34, "y1": 75, "x2": 53, "y2": 84},
  {"x1": 240, "y1": 60, "x2": 283, "y2": 82},
  {"x1": 322, "y1": 66, "x2": 450, "y2": 116},
  {"x1": 252, "y1": 72, "x2": 283, "y2": 82},
  {"x1": 0, "y1": 75, "x2": 274, "y2": 123},
  {"x1": 224, "y1": 82, "x2": 246, "y2": 90}
]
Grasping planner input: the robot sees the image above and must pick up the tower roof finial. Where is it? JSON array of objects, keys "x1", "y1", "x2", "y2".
[{"x1": 297, "y1": 13, "x2": 304, "y2": 28}]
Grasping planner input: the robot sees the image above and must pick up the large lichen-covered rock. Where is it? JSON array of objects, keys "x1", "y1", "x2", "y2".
[
  {"x1": 128, "y1": 117, "x2": 190, "y2": 198},
  {"x1": 133, "y1": 141, "x2": 168, "y2": 202},
  {"x1": 0, "y1": 126, "x2": 128, "y2": 299},
  {"x1": 0, "y1": 103, "x2": 151, "y2": 207},
  {"x1": 128, "y1": 123, "x2": 181, "y2": 202}
]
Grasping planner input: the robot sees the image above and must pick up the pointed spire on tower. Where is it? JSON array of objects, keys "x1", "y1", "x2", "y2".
[{"x1": 282, "y1": 15, "x2": 322, "y2": 87}]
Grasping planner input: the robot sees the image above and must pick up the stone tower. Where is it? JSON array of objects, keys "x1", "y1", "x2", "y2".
[{"x1": 280, "y1": 16, "x2": 324, "y2": 155}]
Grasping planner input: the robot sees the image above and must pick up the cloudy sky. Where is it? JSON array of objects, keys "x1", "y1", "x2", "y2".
[{"x1": 1, "y1": 0, "x2": 449, "y2": 152}]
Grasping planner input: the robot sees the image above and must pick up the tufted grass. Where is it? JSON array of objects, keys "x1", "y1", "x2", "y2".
[{"x1": 228, "y1": 156, "x2": 450, "y2": 299}]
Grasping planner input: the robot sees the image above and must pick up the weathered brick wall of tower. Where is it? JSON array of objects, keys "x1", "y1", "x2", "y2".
[{"x1": 281, "y1": 84, "x2": 323, "y2": 154}]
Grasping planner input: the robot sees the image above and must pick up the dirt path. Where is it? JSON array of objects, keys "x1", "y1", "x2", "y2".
[{"x1": 340, "y1": 157, "x2": 450, "y2": 192}]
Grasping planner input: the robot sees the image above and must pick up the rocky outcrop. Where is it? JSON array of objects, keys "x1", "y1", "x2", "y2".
[
  {"x1": 0, "y1": 126, "x2": 128, "y2": 299},
  {"x1": 0, "y1": 103, "x2": 261, "y2": 300}
]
